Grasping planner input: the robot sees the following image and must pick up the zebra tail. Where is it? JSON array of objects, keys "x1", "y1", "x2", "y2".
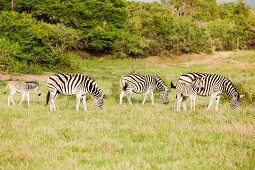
[
  {"x1": 45, "y1": 91, "x2": 50, "y2": 106},
  {"x1": 3, "y1": 84, "x2": 8, "y2": 94},
  {"x1": 123, "y1": 82, "x2": 128, "y2": 91},
  {"x1": 170, "y1": 81, "x2": 176, "y2": 89}
]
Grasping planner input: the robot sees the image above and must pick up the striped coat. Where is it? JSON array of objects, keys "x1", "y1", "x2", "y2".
[
  {"x1": 173, "y1": 72, "x2": 243, "y2": 111},
  {"x1": 173, "y1": 77, "x2": 204, "y2": 111},
  {"x1": 46, "y1": 74, "x2": 104, "y2": 111},
  {"x1": 4, "y1": 81, "x2": 41, "y2": 108},
  {"x1": 119, "y1": 74, "x2": 169, "y2": 105}
]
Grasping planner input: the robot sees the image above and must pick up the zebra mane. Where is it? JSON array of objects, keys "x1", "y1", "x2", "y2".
[
  {"x1": 25, "y1": 81, "x2": 38, "y2": 84},
  {"x1": 223, "y1": 77, "x2": 240, "y2": 99},
  {"x1": 154, "y1": 76, "x2": 168, "y2": 91}
]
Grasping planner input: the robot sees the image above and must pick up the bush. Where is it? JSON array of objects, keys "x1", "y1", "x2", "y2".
[{"x1": 0, "y1": 11, "x2": 79, "y2": 72}]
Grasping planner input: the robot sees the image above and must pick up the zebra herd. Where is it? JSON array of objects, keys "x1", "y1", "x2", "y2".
[{"x1": 3, "y1": 72, "x2": 243, "y2": 112}]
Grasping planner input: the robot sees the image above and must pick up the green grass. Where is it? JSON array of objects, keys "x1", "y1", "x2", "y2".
[{"x1": 0, "y1": 51, "x2": 255, "y2": 169}]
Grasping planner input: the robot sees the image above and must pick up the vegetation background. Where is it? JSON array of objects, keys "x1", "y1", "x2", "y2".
[
  {"x1": 0, "y1": 0, "x2": 254, "y2": 169},
  {"x1": 0, "y1": 0, "x2": 254, "y2": 72}
]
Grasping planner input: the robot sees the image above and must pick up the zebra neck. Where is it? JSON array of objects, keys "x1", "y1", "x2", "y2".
[
  {"x1": 156, "y1": 82, "x2": 165, "y2": 92},
  {"x1": 154, "y1": 78, "x2": 164, "y2": 91},
  {"x1": 224, "y1": 80, "x2": 238, "y2": 99},
  {"x1": 88, "y1": 86, "x2": 102, "y2": 98}
]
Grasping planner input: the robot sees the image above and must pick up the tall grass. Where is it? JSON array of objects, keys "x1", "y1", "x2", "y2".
[{"x1": 0, "y1": 51, "x2": 254, "y2": 169}]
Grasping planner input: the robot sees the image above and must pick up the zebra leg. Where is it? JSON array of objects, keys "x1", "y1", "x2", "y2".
[
  {"x1": 174, "y1": 95, "x2": 178, "y2": 112},
  {"x1": 193, "y1": 95, "x2": 197, "y2": 111},
  {"x1": 82, "y1": 95, "x2": 87, "y2": 112},
  {"x1": 49, "y1": 92, "x2": 57, "y2": 112},
  {"x1": 19, "y1": 93, "x2": 26, "y2": 105},
  {"x1": 9, "y1": 92, "x2": 16, "y2": 105},
  {"x1": 215, "y1": 95, "x2": 221, "y2": 112},
  {"x1": 26, "y1": 92, "x2": 30, "y2": 108},
  {"x1": 150, "y1": 91, "x2": 154, "y2": 105},
  {"x1": 127, "y1": 90, "x2": 133, "y2": 105},
  {"x1": 207, "y1": 94, "x2": 217, "y2": 111},
  {"x1": 119, "y1": 90, "x2": 125, "y2": 105},
  {"x1": 76, "y1": 94, "x2": 82, "y2": 111},
  {"x1": 142, "y1": 91, "x2": 150, "y2": 105},
  {"x1": 182, "y1": 96, "x2": 187, "y2": 111},
  {"x1": 176, "y1": 94, "x2": 182, "y2": 112},
  {"x1": 7, "y1": 93, "x2": 11, "y2": 106},
  {"x1": 191, "y1": 95, "x2": 196, "y2": 111},
  {"x1": 190, "y1": 96, "x2": 193, "y2": 111}
]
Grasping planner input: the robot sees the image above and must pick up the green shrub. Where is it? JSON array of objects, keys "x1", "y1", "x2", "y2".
[{"x1": 0, "y1": 11, "x2": 79, "y2": 72}]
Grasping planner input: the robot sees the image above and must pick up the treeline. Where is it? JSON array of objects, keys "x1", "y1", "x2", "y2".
[{"x1": 0, "y1": 0, "x2": 254, "y2": 72}]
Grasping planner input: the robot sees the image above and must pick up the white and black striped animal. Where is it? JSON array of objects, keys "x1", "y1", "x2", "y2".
[
  {"x1": 4, "y1": 81, "x2": 41, "y2": 108},
  {"x1": 45, "y1": 74, "x2": 104, "y2": 111},
  {"x1": 172, "y1": 72, "x2": 243, "y2": 111},
  {"x1": 173, "y1": 77, "x2": 204, "y2": 112},
  {"x1": 119, "y1": 74, "x2": 169, "y2": 105}
]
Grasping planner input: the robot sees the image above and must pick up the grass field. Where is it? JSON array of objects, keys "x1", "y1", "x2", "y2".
[{"x1": 0, "y1": 51, "x2": 254, "y2": 169}]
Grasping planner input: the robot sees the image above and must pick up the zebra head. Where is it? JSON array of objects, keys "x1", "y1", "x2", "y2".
[
  {"x1": 160, "y1": 87, "x2": 169, "y2": 104},
  {"x1": 155, "y1": 76, "x2": 169, "y2": 104},
  {"x1": 94, "y1": 91, "x2": 104, "y2": 109},
  {"x1": 230, "y1": 92, "x2": 244, "y2": 110},
  {"x1": 34, "y1": 84, "x2": 41, "y2": 96},
  {"x1": 194, "y1": 77, "x2": 204, "y2": 90},
  {"x1": 27, "y1": 82, "x2": 41, "y2": 96}
]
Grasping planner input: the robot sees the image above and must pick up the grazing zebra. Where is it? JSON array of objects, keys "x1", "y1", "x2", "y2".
[
  {"x1": 172, "y1": 72, "x2": 244, "y2": 111},
  {"x1": 4, "y1": 81, "x2": 41, "y2": 108},
  {"x1": 119, "y1": 74, "x2": 169, "y2": 105},
  {"x1": 45, "y1": 74, "x2": 104, "y2": 111},
  {"x1": 173, "y1": 77, "x2": 204, "y2": 112}
]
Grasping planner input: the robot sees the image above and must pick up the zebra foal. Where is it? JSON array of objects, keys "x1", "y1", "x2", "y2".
[
  {"x1": 172, "y1": 72, "x2": 244, "y2": 111},
  {"x1": 45, "y1": 74, "x2": 104, "y2": 111},
  {"x1": 119, "y1": 74, "x2": 169, "y2": 105},
  {"x1": 172, "y1": 77, "x2": 204, "y2": 112},
  {"x1": 4, "y1": 81, "x2": 41, "y2": 108}
]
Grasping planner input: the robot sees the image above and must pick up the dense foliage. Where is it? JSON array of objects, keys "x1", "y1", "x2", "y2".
[{"x1": 0, "y1": 0, "x2": 254, "y2": 72}]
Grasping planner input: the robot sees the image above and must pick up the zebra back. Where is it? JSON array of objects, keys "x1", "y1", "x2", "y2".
[{"x1": 25, "y1": 82, "x2": 39, "y2": 90}]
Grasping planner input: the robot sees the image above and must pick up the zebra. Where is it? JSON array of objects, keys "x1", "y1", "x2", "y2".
[
  {"x1": 4, "y1": 81, "x2": 41, "y2": 108},
  {"x1": 45, "y1": 74, "x2": 104, "y2": 112},
  {"x1": 172, "y1": 77, "x2": 204, "y2": 112},
  {"x1": 171, "y1": 72, "x2": 244, "y2": 111},
  {"x1": 119, "y1": 73, "x2": 169, "y2": 105}
]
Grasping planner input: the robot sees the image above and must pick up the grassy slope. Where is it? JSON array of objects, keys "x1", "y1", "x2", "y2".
[{"x1": 0, "y1": 51, "x2": 254, "y2": 169}]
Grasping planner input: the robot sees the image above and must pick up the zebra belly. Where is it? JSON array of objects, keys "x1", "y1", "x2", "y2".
[
  {"x1": 60, "y1": 90, "x2": 83, "y2": 96},
  {"x1": 131, "y1": 86, "x2": 147, "y2": 94},
  {"x1": 53, "y1": 86, "x2": 84, "y2": 96},
  {"x1": 197, "y1": 89, "x2": 222, "y2": 97}
]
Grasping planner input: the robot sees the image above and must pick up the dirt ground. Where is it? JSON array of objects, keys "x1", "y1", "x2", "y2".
[{"x1": 0, "y1": 72, "x2": 51, "y2": 82}]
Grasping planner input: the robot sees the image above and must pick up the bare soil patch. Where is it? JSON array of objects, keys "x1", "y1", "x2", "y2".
[
  {"x1": 0, "y1": 72, "x2": 52, "y2": 82},
  {"x1": 182, "y1": 51, "x2": 233, "y2": 66}
]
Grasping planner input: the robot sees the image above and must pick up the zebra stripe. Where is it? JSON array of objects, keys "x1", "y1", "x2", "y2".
[
  {"x1": 174, "y1": 77, "x2": 204, "y2": 112},
  {"x1": 4, "y1": 81, "x2": 41, "y2": 107},
  {"x1": 174, "y1": 72, "x2": 243, "y2": 111},
  {"x1": 119, "y1": 74, "x2": 169, "y2": 105},
  {"x1": 46, "y1": 74, "x2": 104, "y2": 111}
]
